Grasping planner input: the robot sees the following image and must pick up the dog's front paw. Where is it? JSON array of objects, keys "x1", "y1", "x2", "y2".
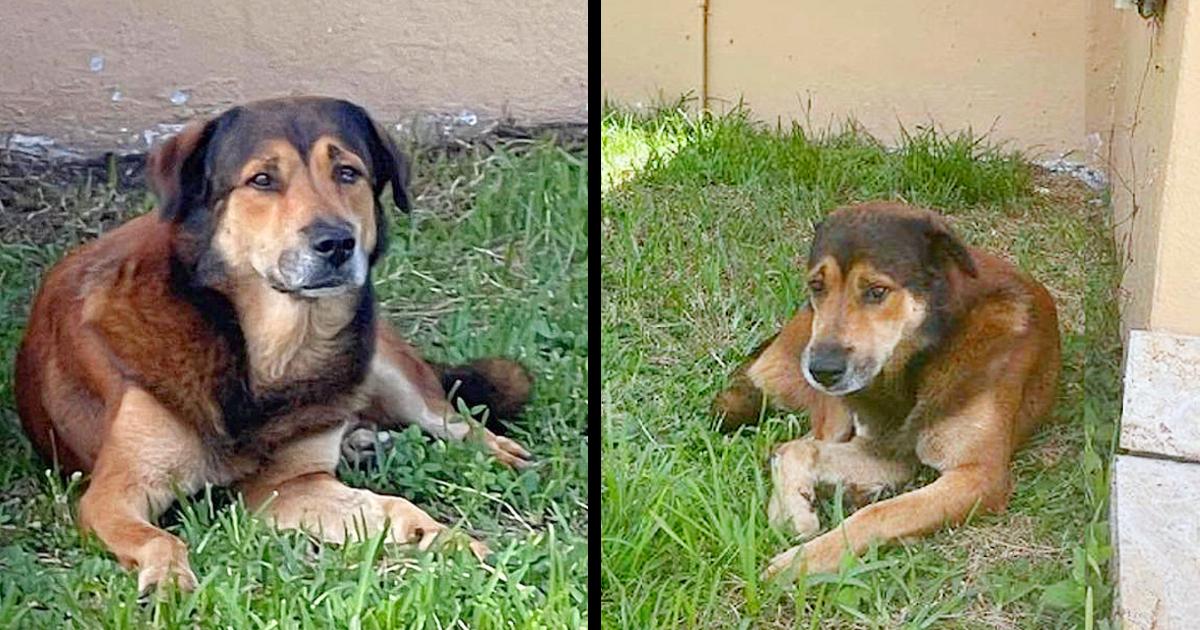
[
  {"x1": 341, "y1": 425, "x2": 393, "y2": 468},
  {"x1": 761, "y1": 533, "x2": 847, "y2": 583},
  {"x1": 767, "y1": 490, "x2": 820, "y2": 540},
  {"x1": 761, "y1": 545, "x2": 803, "y2": 583},
  {"x1": 136, "y1": 537, "x2": 198, "y2": 595}
]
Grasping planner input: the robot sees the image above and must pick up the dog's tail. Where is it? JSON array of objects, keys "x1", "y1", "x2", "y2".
[{"x1": 431, "y1": 358, "x2": 533, "y2": 433}]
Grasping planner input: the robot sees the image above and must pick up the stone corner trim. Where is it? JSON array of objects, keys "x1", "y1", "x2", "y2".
[
  {"x1": 1111, "y1": 455, "x2": 1200, "y2": 628},
  {"x1": 1119, "y1": 329, "x2": 1200, "y2": 463}
]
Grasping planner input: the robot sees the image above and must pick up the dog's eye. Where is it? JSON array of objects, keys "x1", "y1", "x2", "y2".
[
  {"x1": 864, "y1": 285, "x2": 890, "y2": 303},
  {"x1": 807, "y1": 279, "x2": 825, "y2": 295},
  {"x1": 337, "y1": 166, "x2": 361, "y2": 184},
  {"x1": 248, "y1": 173, "x2": 274, "y2": 189}
]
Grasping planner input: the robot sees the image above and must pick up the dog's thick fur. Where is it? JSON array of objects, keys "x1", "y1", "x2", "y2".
[
  {"x1": 712, "y1": 202, "x2": 1060, "y2": 580},
  {"x1": 14, "y1": 97, "x2": 533, "y2": 593}
]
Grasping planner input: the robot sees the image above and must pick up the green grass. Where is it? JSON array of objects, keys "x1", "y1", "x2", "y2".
[
  {"x1": 600, "y1": 104, "x2": 1122, "y2": 628},
  {"x1": 0, "y1": 138, "x2": 588, "y2": 628}
]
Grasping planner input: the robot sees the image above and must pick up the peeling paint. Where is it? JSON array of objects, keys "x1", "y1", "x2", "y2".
[
  {"x1": 3, "y1": 133, "x2": 83, "y2": 160},
  {"x1": 9, "y1": 133, "x2": 55, "y2": 148},
  {"x1": 141, "y1": 123, "x2": 186, "y2": 148}
]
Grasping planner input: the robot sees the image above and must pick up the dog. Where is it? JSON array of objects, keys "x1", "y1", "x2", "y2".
[
  {"x1": 14, "y1": 96, "x2": 534, "y2": 594},
  {"x1": 712, "y1": 202, "x2": 1060, "y2": 580}
]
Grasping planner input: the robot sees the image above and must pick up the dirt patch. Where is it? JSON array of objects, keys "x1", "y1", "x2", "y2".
[
  {"x1": 933, "y1": 514, "x2": 1065, "y2": 577},
  {"x1": 928, "y1": 514, "x2": 1068, "y2": 627},
  {"x1": 1028, "y1": 430, "x2": 1073, "y2": 468},
  {"x1": 0, "y1": 150, "x2": 148, "y2": 246}
]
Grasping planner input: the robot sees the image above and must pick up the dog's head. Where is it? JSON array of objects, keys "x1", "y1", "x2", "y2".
[
  {"x1": 148, "y1": 96, "x2": 408, "y2": 299},
  {"x1": 801, "y1": 203, "x2": 977, "y2": 396}
]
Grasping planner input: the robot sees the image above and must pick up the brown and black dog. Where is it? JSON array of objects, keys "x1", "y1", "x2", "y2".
[
  {"x1": 14, "y1": 97, "x2": 533, "y2": 593},
  {"x1": 712, "y1": 202, "x2": 1060, "y2": 580}
]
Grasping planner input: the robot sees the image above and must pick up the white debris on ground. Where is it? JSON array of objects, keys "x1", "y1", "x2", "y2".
[
  {"x1": 1036, "y1": 157, "x2": 1108, "y2": 191},
  {"x1": 1, "y1": 133, "x2": 84, "y2": 161}
]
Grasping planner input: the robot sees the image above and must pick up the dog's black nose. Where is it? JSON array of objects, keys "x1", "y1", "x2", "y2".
[
  {"x1": 308, "y1": 221, "x2": 356, "y2": 268},
  {"x1": 807, "y1": 348, "x2": 848, "y2": 387}
]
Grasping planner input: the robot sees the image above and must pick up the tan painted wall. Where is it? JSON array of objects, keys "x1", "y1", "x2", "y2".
[
  {"x1": 602, "y1": 0, "x2": 1092, "y2": 159},
  {"x1": 600, "y1": 0, "x2": 701, "y2": 109},
  {"x1": 602, "y1": 0, "x2": 1200, "y2": 336},
  {"x1": 1106, "y1": 1, "x2": 1200, "y2": 337},
  {"x1": 1152, "y1": 14, "x2": 1200, "y2": 337},
  {"x1": 0, "y1": 0, "x2": 588, "y2": 153},
  {"x1": 1104, "y1": 4, "x2": 1188, "y2": 335},
  {"x1": 707, "y1": 1, "x2": 1087, "y2": 159}
]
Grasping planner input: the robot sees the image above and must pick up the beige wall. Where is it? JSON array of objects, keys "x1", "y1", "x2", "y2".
[
  {"x1": 602, "y1": 0, "x2": 1092, "y2": 159},
  {"x1": 1104, "y1": 3, "x2": 1188, "y2": 335},
  {"x1": 708, "y1": 1, "x2": 1088, "y2": 159},
  {"x1": 0, "y1": 1, "x2": 587, "y2": 153},
  {"x1": 600, "y1": 0, "x2": 701, "y2": 109},
  {"x1": 602, "y1": 0, "x2": 1200, "y2": 337},
  {"x1": 1105, "y1": 1, "x2": 1200, "y2": 337}
]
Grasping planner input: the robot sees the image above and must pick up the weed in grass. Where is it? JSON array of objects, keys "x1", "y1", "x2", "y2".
[
  {"x1": 0, "y1": 138, "x2": 587, "y2": 628},
  {"x1": 600, "y1": 104, "x2": 1120, "y2": 628}
]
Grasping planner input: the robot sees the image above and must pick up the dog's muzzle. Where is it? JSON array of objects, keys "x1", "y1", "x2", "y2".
[
  {"x1": 802, "y1": 342, "x2": 876, "y2": 396},
  {"x1": 273, "y1": 220, "x2": 367, "y2": 298}
]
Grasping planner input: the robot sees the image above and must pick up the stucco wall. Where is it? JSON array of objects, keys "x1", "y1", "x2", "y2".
[
  {"x1": 602, "y1": 0, "x2": 1200, "y2": 337},
  {"x1": 1151, "y1": 12, "x2": 1200, "y2": 338},
  {"x1": 602, "y1": 0, "x2": 1091, "y2": 159},
  {"x1": 1104, "y1": 3, "x2": 1188, "y2": 336},
  {"x1": 600, "y1": 0, "x2": 700, "y2": 109},
  {"x1": 1106, "y1": 1, "x2": 1200, "y2": 338},
  {"x1": 0, "y1": 1, "x2": 588, "y2": 153}
]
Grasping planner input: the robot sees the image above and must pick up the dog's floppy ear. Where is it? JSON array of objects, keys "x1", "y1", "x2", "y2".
[
  {"x1": 805, "y1": 218, "x2": 828, "y2": 270},
  {"x1": 148, "y1": 119, "x2": 215, "y2": 222},
  {"x1": 357, "y1": 112, "x2": 410, "y2": 263},
  {"x1": 365, "y1": 119, "x2": 411, "y2": 214},
  {"x1": 926, "y1": 216, "x2": 978, "y2": 278}
]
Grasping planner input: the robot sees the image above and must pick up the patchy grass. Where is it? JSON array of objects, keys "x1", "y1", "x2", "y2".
[
  {"x1": 600, "y1": 105, "x2": 1121, "y2": 628},
  {"x1": 0, "y1": 137, "x2": 588, "y2": 628}
]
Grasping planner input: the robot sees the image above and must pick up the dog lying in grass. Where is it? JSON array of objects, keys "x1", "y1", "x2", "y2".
[
  {"x1": 713, "y1": 202, "x2": 1060, "y2": 580},
  {"x1": 14, "y1": 97, "x2": 532, "y2": 594}
]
